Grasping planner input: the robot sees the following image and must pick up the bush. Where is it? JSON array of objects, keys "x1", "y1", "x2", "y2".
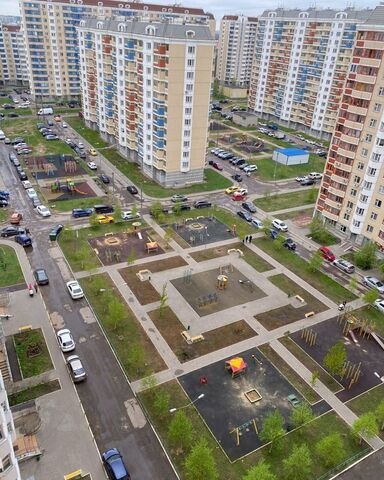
[{"x1": 354, "y1": 242, "x2": 377, "y2": 270}]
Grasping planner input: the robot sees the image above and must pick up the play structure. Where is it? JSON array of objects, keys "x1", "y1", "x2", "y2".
[
  {"x1": 225, "y1": 356, "x2": 247, "y2": 379},
  {"x1": 196, "y1": 292, "x2": 218, "y2": 308},
  {"x1": 216, "y1": 274, "x2": 228, "y2": 290},
  {"x1": 146, "y1": 241, "x2": 158, "y2": 254},
  {"x1": 136, "y1": 269, "x2": 151, "y2": 282},
  {"x1": 338, "y1": 309, "x2": 384, "y2": 351},
  {"x1": 171, "y1": 216, "x2": 233, "y2": 247},
  {"x1": 50, "y1": 178, "x2": 87, "y2": 195},
  {"x1": 230, "y1": 419, "x2": 258, "y2": 447},
  {"x1": 301, "y1": 328, "x2": 317, "y2": 347}
]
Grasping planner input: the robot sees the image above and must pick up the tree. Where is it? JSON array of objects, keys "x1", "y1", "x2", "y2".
[
  {"x1": 354, "y1": 241, "x2": 377, "y2": 270},
  {"x1": 212, "y1": 79, "x2": 220, "y2": 98},
  {"x1": 290, "y1": 403, "x2": 314, "y2": 429},
  {"x1": 159, "y1": 283, "x2": 168, "y2": 318},
  {"x1": 113, "y1": 204, "x2": 122, "y2": 223},
  {"x1": 89, "y1": 212, "x2": 100, "y2": 229},
  {"x1": 310, "y1": 370, "x2": 319, "y2": 387},
  {"x1": 352, "y1": 413, "x2": 379, "y2": 444},
  {"x1": 242, "y1": 461, "x2": 276, "y2": 480},
  {"x1": 127, "y1": 344, "x2": 145, "y2": 375},
  {"x1": 363, "y1": 288, "x2": 379, "y2": 306},
  {"x1": 173, "y1": 202, "x2": 182, "y2": 217},
  {"x1": 283, "y1": 443, "x2": 312, "y2": 480},
  {"x1": 259, "y1": 410, "x2": 285, "y2": 451},
  {"x1": 307, "y1": 187, "x2": 318, "y2": 203},
  {"x1": 108, "y1": 298, "x2": 126, "y2": 331},
  {"x1": 309, "y1": 216, "x2": 331, "y2": 244},
  {"x1": 262, "y1": 217, "x2": 272, "y2": 237},
  {"x1": 348, "y1": 276, "x2": 359, "y2": 295},
  {"x1": 168, "y1": 410, "x2": 194, "y2": 451},
  {"x1": 316, "y1": 433, "x2": 345, "y2": 468},
  {"x1": 185, "y1": 439, "x2": 218, "y2": 480},
  {"x1": 127, "y1": 247, "x2": 137, "y2": 266},
  {"x1": 153, "y1": 389, "x2": 170, "y2": 418},
  {"x1": 307, "y1": 250, "x2": 323, "y2": 273},
  {"x1": 273, "y1": 234, "x2": 285, "y2": 251},
  {"x1": 376, "y1": 400, "x2": 384, "y2": 431},
  {"x1": 150, "y1": 201, "x2": 163, "y2": 221},
  {"x1": 164, "y1": 226, "x2": 174, "y2": 243},
  {"x1": 323, "y1": 341, "x2": 346, "y2": 377}
]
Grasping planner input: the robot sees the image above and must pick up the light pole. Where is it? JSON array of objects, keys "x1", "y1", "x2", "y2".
[{"x1": 169, "y1": 393, "x2": 205, "y2": 414}]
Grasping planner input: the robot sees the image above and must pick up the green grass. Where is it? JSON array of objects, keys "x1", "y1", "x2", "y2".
[
  {"x1": 242, "y1": 246, "x2": 273, "y2": 272},
  {"x1": 279, "y1": 207, "x2": 314, "y2": 221},
  {"x1": 80, "y1": 274, "x2": 166, "y2": 380},
  {"x1": 254, "y1": 237, "x2": 356, "y2": 303},
  {"x1": 13, "y1": 329, "x2": 53, "y2": 378},
  {"x1": 347, "y1": 384, "x2": 384, "y2": 417},
  {"x1": 66, "y1": 117, "x2": 110, "y2": 148},
  {"x1": 8, "y1": 380, "x2": 61, "y2": 407},
  {"x1": 352, "y1": 305, "x2": 384, "y2": 337},
  {"x1": 254, "y1": 189, "x2": 318, "y2": 212},
  {"x1": 308, "y1": 229, "x2": 340, "y2": 246},
  {"x1": 0, "y1": 245, "x2": 24, "y2": 287},
  {"x1": 139, "y1": 380, "x2": 368, "y2": 480},
  {"x1": 49, "y1": 196, "x2": 107, "y2": 213},
  {"x1": 0, "y1": 209, "x2": 8, "y2": 224},
  {"x1": 251, "y1": 155, "x2": 326, "y2": 181}
]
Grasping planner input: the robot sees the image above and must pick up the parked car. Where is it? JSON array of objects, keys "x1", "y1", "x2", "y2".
[
  {"x1": 363, "y1": 276, "x2": 384, "y2": 294},
  {"x1": 66, "y1": 280, "x2": 84, "y2": 300},
  {"x1": 319, "y1": 246, "x2": 335, "y2": 262},
  {"x1": 288, "y1": 394, "x2": 301, "y2": 407},
  {"x1": 251, "y1": 218, "x2": 263, "y2": 229},
  {"x1": 1, "y1": 226, "x2": 29, "y2": 237},
  {"x1": 121, "y1": 211, "x2": 141, "y2": 221},
  {"x1": 194, "y1": 200, "x2": 212, "y2": 209},
  {"x1": 308, "y1": 172, "x2": 323, "y2": 180},
  {"x1": 232, "y1": 192, "x2": 247, "y2": 201},
  {"x1": 242, "y1": 202, "x2": 256, "y2": 213},
  {"x1": 0, "y1": 191, "x2": 9, "y2": 198},
  {"x1": 300, "y1": 178, "x2": 315, "y2": 186},
  {"x1": 171, "y1": 194, "x2": 188, "y2": 203},
  {"x1": 21, "y1": 180, "x2": 32, "y2": 189},
  {"x1": 97, "y1": 215, "x2": 114, "y2": 224},
  {"x1": 237, "y1": 210, "x2": 252, "y2": 222},
  {"x1": 333, "y1": 258, "x2": 355, "y2": 274},
  {"x1": 18, "y1": 171, "x2": 28, "y2": 181},
  {"x1": 243, "y1": 164, "x2": 257, "y2": 173},
  {"x1": 36, "y1": 205, "x2": 51, "y2": 217},
  {"x1": 89, "y1": 148, "x2": 97, "y2": 156},
  {"x1": 225, "y1": 185, "x2": 239, "y2": 195},
  {"x1": 232, "y1": 174, "x2": 243, "y2": 183},
  {"x1": 87, "y1": 161, "x2": 97, "y2": 170},
  {"x1": 0, "y1": 200, "x2": 8, "y2": 208},
  {"x1": 94, "y1": 205, "x2": 114, "y2": 214},
  {"x1": 67, "y1": 355, "x2": 86, "y2": 382},
  {"x1": 45, "y1": 134, "x2": 59, "y2": 140},
  {"x1": 57, "y1": 329, "x2": 76, "y2": 352},
  {"x1": 32, "y1": 197, "x2": 42, "y2": 208},
  {"x1": 10, "y1": 212, "x2": 22, "y2": 225},
  {"x1": 72, "y1": 208, "x2": 93, "y2": 218},
  {"x1": 272, "y1": 219, "x2": 288, "y2": 232},
  {"x1": 173, "y1": 204, "x2": 191, "y2": 212},
  {"x1": 102, "y1": 448, "x2": 130, "y2": 480},
  {"x1": 126, "y1": 185, "x2": 138, "y2": 195},
  {"x1": 34, "y1": 268, "x2": 49, "y2": 285},
  {"x1": 212, "y1": 162, "x2": 223, "y2": 171},
  {"x1": 14, "y1": 234, "x2": 32, "y2": 247},
  {"x1": 99, "y1": 174, "x2": 110, "y2": 184},
  {"x1": 374, "y1": 298, "x2": 384, "y2": 313},
  {"x1": 26, "y1": 188, "x2": 37, "y2": 199},
  {"x1": 283, "y1": 238, "x2": 296, "y2": 251},
  {"x1": 296, "y1": 175, "x2": 308, "y2": 182}
]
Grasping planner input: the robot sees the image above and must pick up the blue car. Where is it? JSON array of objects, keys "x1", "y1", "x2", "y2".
[
  {"x1": 0, "y1": 191, "x2": 10, "y2": 198},
  {"x1": 72, "y1": 208, "x2": 93, "y2": 218},
  {"x1": 102, "y1": 448, "x2": 130, "y2": 480}
]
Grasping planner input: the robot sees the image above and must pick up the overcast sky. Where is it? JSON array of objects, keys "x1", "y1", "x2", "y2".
[{"x1": 0, "y1": 0, "x2": 380, "y2": 20}]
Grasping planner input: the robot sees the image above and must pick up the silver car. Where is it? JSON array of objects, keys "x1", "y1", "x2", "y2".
[
  {"x1": 363, "y1": 276, "x2": 384, "y2": 294},
  {"x1": 333, "y1": 258, "x2": 355, "y2": 274},
  {"x1": 67, "y1": 355, "x2": 87, "y2": 383}
]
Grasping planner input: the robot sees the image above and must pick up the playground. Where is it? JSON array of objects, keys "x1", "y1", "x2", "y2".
[
  {"x1": 290, "y1": 313, "x2": 384, "y2": 402},
  {"x1": 171, "y1": 217, "x2": 234, "y2": 247},
  {"x1": 88, "y1": 227, "x2": 166, "y2": 266},
  {"x1": 179, "y1": 347, "x2": 324, "y2": 461},
  {"x1": 171, "y1": 265, "x2": 265, "y2": 317},
  {"x1": 41, "y1": 179, "x2": 97, "y2": 201},
  {"x1": 29, "y1": 155, "x2": 87, "y2": 179}
]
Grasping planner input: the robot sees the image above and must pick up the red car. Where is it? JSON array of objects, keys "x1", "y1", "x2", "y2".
[
  {"x1": 212, "y1": 162, "x2": 223, "y2": 171},
  {"x1": 232, "y1": 192, "x2": 247, "y2": 201},
  {"x1": 319, "y1": 246, "x2": 335, "y2": 262}
]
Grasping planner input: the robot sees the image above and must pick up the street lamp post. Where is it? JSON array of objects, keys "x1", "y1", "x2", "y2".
[{"x1": 169, "y1": 393, "x2": 205, "y2": 414}]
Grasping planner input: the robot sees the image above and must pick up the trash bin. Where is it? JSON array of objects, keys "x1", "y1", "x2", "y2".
[{"x1": 49, "y1": 232, "x2": 57, "y2": 241}]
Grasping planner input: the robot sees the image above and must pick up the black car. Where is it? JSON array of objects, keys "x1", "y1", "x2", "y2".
[
  {"x1": 283, "y1": 238, "x2": 297, "y2": 251},
  {"x1": 1, "y1": 226, "x2": 29, "y2": 238},
  {"x1": 232, "y1": 174, "x2": 243, "y2": 182},
  {"x1": 173, "y1": 204, "x2": 191, "y2": 212},
  {"x1": 237, "y1": 210, "x2": 252, "y2": 222},
  {"x1": 99, "y1": 174, "x2": 110, "y2": 184},
  {"x1": 18, "y1": 171, "x2": 28, "y2": 181},
  {"x1": 194, "y1": 200, "x2": 212, "y2": 209},
  {"x1": 10, "y1": 138, "x2": 24, "y2": 145},
  {"x1": 33, "y1": 268, "x2": 49, "y2": 285},
  {"x1": 300, "y1": 178, "x2": 315, "y2": 186},
  {"x1": 94, "y1": 204, "x2": 114, "y2": 214},
  {"x1": 72, "y1": 208, "x2": 93, "y2": 218},
  {"x1": 233, "y1": 158, "x2": 246, "y2": 166},
  {"x1": 47, "y1": 120, "x2": 54, "y2": 126},
  {"x1": 3, "y1": 104, "x2": 15, "y2": 109},
  {"x1": 242, "y1": 202, "x2": 257, "y2": 213},
  {"x1": 8, "y1": 113, "x2": 19, "y2": 118},
  {"x1": 127, "y1": 185, "x2": 138, "y2": 195},
  {"x1": 0, "y1": 200, "x2": 8, "y2": 208}
]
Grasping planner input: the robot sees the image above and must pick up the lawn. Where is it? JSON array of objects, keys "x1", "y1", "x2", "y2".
[
  {"x1": 80, "y1": 273, "x2": 166, "y2": 380},
  {"x1": 242, "y1": 245, "x2": 274, "y2": 272},
  {"x1": 0, "y1": 209, "x2": 8, "y2": 224},
  {"x1": 352, "y1": 305, "x2": 384, "y2": 337},
  {"x1": 13, "y1": 329, "x2": 53, "y2": 378},
  {"x1": 251, "y1": 155, "x2": 326, "y2": 182},
  {"x1": 139, "y1": 380, "x2": 368, "y2": 480},
  {"x1": 253, "y1": 237, "x2": 356, "y2": 303},
  {"x1": 347, "y1": 384, "x2": 384, "y2": 418},
  {"x1": 8, "y1": 379, "x2": 61, "y2": 407},
  {"x1": 49, "y1": 196, "x2": 107, "y2": 213},
  {"x1": 254, "y1": 188, "x2": 318, "y2": 212},
  {"x1": 66, "y1": 117, "x2": 109, "y2": 148},
  {"x1": 279, "y1": 207, "x2": 314, "y2": 221},
  {"x1": 0, "y1": 245, "x2": 24, "y2": 287}
]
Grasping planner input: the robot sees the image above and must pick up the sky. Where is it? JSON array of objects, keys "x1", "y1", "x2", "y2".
[{"x1": 0, "y1": 0, "x2": 381, "y2": 20}]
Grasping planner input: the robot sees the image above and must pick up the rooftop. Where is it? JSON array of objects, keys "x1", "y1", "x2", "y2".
[
  {"x1": 260, "y1": 7, "x2": 372, "y2": 21},
  {"x1": 275, "y1": 148, "x2": 309, "y2": 156}
]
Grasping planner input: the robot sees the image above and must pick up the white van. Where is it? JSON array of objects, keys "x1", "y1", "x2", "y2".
[{"x1": 37, "y1": 107, "x2": 53, "y2": 115}]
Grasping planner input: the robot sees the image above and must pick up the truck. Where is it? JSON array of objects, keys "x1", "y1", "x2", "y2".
[{"x1": 37, "y1": 107, "x2": 53, "y2": 116}]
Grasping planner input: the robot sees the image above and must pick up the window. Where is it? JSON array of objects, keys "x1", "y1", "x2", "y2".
[
  {"x1": 1, "y1": 455, "x2": 11, "y2": 471},
  {"x1": 354, "y1": 176, "x2": 361, "y2": 184},
  {"x1": 365, "y1": 134, "x2": 373, "y2": 142},
  {"x1": 371, "y1": 212, "x2": 378, "y2": 220},
  {"x1": 356, "y1": 207, "x2": 365, "y2": 215},
  {"x1": 350, "y1": 189, "x2": 357, "y2": 197},
  {"x1": 343, "y1": 213, "x2": 350, "y2": 220},
  {"x1": 379, "y1": 87, "x2": 384, "y2": 96},
  {"x1": 375, "y1": 199, "x2": 382, "y2": 207},
  {"x1": 360, "y1": 194, "x2": 368, "y2": 203},
  {"x1": 353, "y1": 220, "x2": 361, "y2": 227},
  {"x1": 183, "y1": 141, "x2": 190, "y2": 148},
  {"x1": 347, "y1": 201, "x2": 354, "y2": 208},
  {"x1": 185, "y1": 107, "x2": 192, "y2": 115},
  {"x1": 357, "y1": 162, "x2": 364, "y2": 170},
  {"x1": 372, "y1": 152, "x2": 382, "y2": 162},
  {"x1": 185, "y1": 95, "x2": 192, "y2": 103},
  {"x1": 376, "y1": 138, "x2": 384, "y2": 146},
  {"x1": 183, "y1": 151, "x2": 189, "y2": 158},
  {"x1": 362, "y1": 148, "x2": 369, "y2": 157},
  {"x1": 186, "y1": 71, "x2": 194, "y2": 79},
  {"x1": 367, "y1": 225, "x2": 374, "y2": 233},
  {"x1": 184, "y1": 119, "x2": 191, "y2": 126},
  {"x1": 188, "y1": 46, "x2": 195, "y2": 54},
  {"x1": 369, "y1": 119, "x2": 377, "y2": 128},
  {"x1": 187, "y1": 59, "x2": 194, "y2": 67},
  {"x1": 374, "y1": 103, "x2": 382, "y2": 113},
  {"x1": 182, "y1": 161, "x2": 189, "y2": 168},
  {"x1": 350, "y1": 64, "x2": 357, "y2": 72}
]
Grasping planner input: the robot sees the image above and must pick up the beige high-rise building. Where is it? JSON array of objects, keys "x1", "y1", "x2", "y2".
[
  {"x1": 78, "y1": 18, "x2": 215, "y2": 187},
  {"x1": 216, "y1": 15, "x2": 258, "y2": 88},
  {"x1": 0, "y1": 24, "x2": 28, "y2": 86},
  {"x1": 19, "y1": 0, "x2": 215, "y2": 100},
  {"x1": 316, "y1": 4, "x2": 384, "y2": 248}
]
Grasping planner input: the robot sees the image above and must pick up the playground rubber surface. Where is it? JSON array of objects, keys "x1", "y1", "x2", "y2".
[
  {"x1": 31, "y1": 155, "x2": 87, "y2": 179},
  {"x1": 171, "y1": 217, "x2": 234, "y2": 247},
  {"x1": 171, "y1": 266, "x2": 265, "y2": 317},
  {"x1": 179, "y1": 347, "x2": 329, "y2": 461},
  {"x1": 291, "y1": 317, "x2": 384, "y2": 402}
]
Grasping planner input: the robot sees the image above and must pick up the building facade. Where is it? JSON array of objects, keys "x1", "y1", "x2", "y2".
[
  {"x1": 316, "y1": 6, "x2": 384, "y2": 249},
  {"x1": 78, "y1": 19, "x2": 215, "y2": 187},
  {"x1": 216, "y1": 15, "x2": 257, "y2": 88},
  {"x1": 0, "y1": 373, "x2": 20, "y2": 480},
  {"x1": 0, "y1": 24, "x2": 29, "y2": 86},
  {"x1": 248, "y1": 8, "x2": 372, "y2": 139},
  {"x1": 19, "y1": 0, "x2": 214, "y2": 100}
]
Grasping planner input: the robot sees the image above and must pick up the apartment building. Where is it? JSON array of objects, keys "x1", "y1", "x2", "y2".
[
  {"x1": 0, "y1": 373, "x2": 20, "y2": 480},
  {"x1": 78, "y1": 18, "x2": 215, "y2": 187},
  {"x1": 0, "y1": 24, "x2": 29, "y2": 86},
  {"x1": 316, "y1": 5, "x2": 384, "y2": 248},
  {"x1": 216, "y1": 15, "x2": 258, "y2": 88},
  {"x1": 19, "y1": 0, "x2": 214, "y2": 100},
  {"x1": 248, "y1": 8, "x2": 372, "y2": 139}
]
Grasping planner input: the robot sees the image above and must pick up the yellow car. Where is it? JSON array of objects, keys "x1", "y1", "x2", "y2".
[
  {"x1": 97, "y1": 215, "x2": 114, "y2": 224},
  {"x1": 225, "y1": 185, "x2": 240, "y2": 195},
  {"x1": 89, "y1": 148, "x2": 97, "y2": 156}
]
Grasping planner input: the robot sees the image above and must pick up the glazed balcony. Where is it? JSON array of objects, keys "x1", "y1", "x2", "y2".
[
  {"x1": 322, "y1": 209, "x2": 340, "y2": 222},
  {"x1": 346, "y1": 104, "x2": 368, "y2": 116},
  {"x1": 339, "y1": 133, "x2": 360, "y2": 146},
  {"x1": 334, "y1": 160, "x2": 353, "y2": 173},
  {"x1": 343, "y1": 119, "x2": 364, "y2": 131},
  {"x1": 331, "y1": 173, "x2": 349, "y2": 185},
  {"x1": 354, "y1": 73, "x2": 377, "y2": 84},
  {"x1": 324, "y1": 197, "x2": 343, "y2": 210},
  {"x1": 328, "y1": 186, "x2": 346, "y2": 197},
  {"x1": 337, "y1": 147, "x2": 355, "y2": 160}
]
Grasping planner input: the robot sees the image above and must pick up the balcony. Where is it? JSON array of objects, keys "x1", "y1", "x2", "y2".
[
  {"x1": 324, "y1": 197, "x2": 343, "y2": 210},
  {"x1": 334, "y1": 161, "x2": 353, "y2": 173},
  {"x1": 358, "y1": 57, "x2": 381, "y2": 68},
  {"x1": 322, "y1": 209, "x2": 340, "y2": 222},
  {"x1": 339, "y1": 133, "x2": 360, "y2": 146},
  {"x1": 347, "y1": 104, "x2": 368, "y2": 116},
  {"x1": 331, "y1": 173, "x2": 349, "y2": 185},
  {"x1": 328, "y1": 186, "x2": 346, "y2": 197},
  {"x1": 343, "y1": 119, "x2": 364, "y2": 131},
  {"x1": 337, "y1": 147, "x2": 355, "y2": 160},
  {"x1": 355, "y1": 73, "x2": 377, "y2": 84}
]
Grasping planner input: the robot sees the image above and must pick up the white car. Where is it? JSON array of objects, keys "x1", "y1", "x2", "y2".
[
  {"x1": 374, "y1": 299, "x2": 384, "y2": 313},
  {"x1": 13, "y1": 99, "x2": 19, "y2": 104},
  {"x1": 243, "y1": 164, "x2": 258, "y2": 173},
  {"x1": 67, "y1": 355, "x2": 86, "y2": 383},
  {"x1": 26, "y1": 188, "x2": 37, "y2": 199},
  {"x1": 57, "y1": 328, "x2": 75, "y2": 352},
  {"x1": 121, "y1": 210, "x2": 141, "y2": 221},
  {"x1": 272, "y1": 219, "x2": 288, "y2": 232},
  {"x1": 22, "y1": 180, "x2": 32, "y2": 189},
  {"x1": 87, "y1": 161, "x2": 97, "y2": 170},
  {"x1": 78, "y1": 142, "x2": 84, "y2": 149},
  {"x1": 65, "y1": 138, "x2": 73, "y2": 145},
  {"x1": 296, "y1": 175, "x2": 308, "y2": 182},
  {"x1": 308, "y1": 172, "x2": 323, "y2": 180},
  {"x1": 363, "y1": 276, "x2": 384, "y2": 294},
  {"x1": 237, "y1": 188, "x2": 248, "y2": 196},
  {"x1": 36, "y1": 205, "x2": 51, "y2": 217},
  {"x1": 66, "y1": 280, "x2": 84, "y2": 299},
  {"x1": 62, "y1": 122, "x2": 68, "y2": 128},
  {"x1": 251, "y1": 218, "x2": 263, "y2": 229}
]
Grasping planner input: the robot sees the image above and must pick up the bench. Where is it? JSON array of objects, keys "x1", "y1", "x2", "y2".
[
  {"x1": 295, "y1": 295, "x2": 305, "y2": 303},
  {"x1": 104, "y1": 232, "x2": 114, "y2": 237},
  {"x1": 305, "y1": 311, "x2": 315, "y2": 318},
  {"x1": 181, "y1": 331, "x2": 204, "y2": 345},
  {"x1": 19, "y1": 325, "x2": 33, "y2": 333}
]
